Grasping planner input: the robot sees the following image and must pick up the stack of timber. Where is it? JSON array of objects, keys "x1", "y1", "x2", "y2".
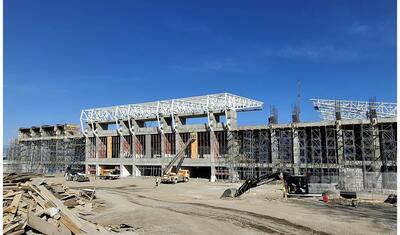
[{"x1": 3, "y1": 173, "x2": 125, "y2": 235}]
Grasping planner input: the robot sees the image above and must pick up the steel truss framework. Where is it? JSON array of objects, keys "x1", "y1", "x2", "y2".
[
  {"x1": 80, "y1": 93, "x2": 263, "y2": 133},
  {"x1": 311, "y1": 99, "x2": 397, "y2": 121}
]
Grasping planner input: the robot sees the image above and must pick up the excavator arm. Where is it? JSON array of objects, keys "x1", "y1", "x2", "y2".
[
  {"x1": 162, "y1": 133, "x2": 196, "y2": 176},
  {"x1": 234, "y1": 171, "x2": 289, "y2": 197}
]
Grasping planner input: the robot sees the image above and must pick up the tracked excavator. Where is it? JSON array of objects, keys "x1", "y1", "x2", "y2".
[
  {"x1": 221, "y1": 170, "x2": 358, "y2": 207},
  {"x1": 161, "y1": 133, "x2": 196, "y2": 184},
  {"x1": 221, "y1": 170, "x2": 308, "y2": 198}
]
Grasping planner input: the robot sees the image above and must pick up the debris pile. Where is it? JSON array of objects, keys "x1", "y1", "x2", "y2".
[{"x1": 3, "y1": 173, "x2": 128, "y2": 234}]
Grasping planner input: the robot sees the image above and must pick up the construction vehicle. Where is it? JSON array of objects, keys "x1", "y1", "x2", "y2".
[
  {"x1": 98, "y1": 167, "x2": 120, "y2": 180},
  {"x1": 161, "y1": 133, "x2": 196, "y2": 184},
  {"x1": 65, "y1": 166, "x2": 90, "y2": 182},
  {"x1": 221, "y1": 170, "x2": 358, "y2": 207},
  {"x1": 221, "y1": 171, "x2": 306, "y2": 198}
]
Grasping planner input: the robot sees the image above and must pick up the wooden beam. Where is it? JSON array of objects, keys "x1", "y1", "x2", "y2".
[{"x1": 27, "y1": 211, "x2": 60, "y2": 235}]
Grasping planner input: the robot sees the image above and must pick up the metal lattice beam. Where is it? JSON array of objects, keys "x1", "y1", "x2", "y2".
[
  {"x1": 311, "y1": 99, "x2": 397, "y2": 121},
  {"x1": 80, "y1": 93, "x2": 263, "y2": 132}
]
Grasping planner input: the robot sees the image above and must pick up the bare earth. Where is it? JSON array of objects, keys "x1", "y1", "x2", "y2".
[{"x1": 46, "y1": 176, "x2": 396, "y2": 235}]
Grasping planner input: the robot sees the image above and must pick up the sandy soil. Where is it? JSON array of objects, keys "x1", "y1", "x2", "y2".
[{"x1": 45, "y1": 175, "x2": 396, "y2": 235}]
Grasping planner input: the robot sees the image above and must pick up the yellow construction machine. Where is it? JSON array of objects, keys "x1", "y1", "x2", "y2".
[{"x1": 161, "y1": 133, "x2": 196, "y2": 184}]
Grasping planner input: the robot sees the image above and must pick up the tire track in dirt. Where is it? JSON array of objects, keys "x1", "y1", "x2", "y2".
[
  {"x1": 108, "y1": 189, "x2": 332, "y2": 235},
  {"x1": 135, "y1": 194, "x2": 332, "y2": 235},
  {"x1": 107, "y1": 190, "x2": 281, "y2": 234}
]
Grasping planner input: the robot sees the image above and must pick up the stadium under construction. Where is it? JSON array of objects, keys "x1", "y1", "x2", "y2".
[{"x1": 5, "y1": 93, "x2": 397, "y2": 192}]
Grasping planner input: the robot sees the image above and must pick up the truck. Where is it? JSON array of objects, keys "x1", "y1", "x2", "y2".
[{"x1": 98, "y1": 167, "x2": 120, "y2": 180}]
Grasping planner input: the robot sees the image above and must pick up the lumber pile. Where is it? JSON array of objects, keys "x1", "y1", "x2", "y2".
[{"x1": 3, "y1": 173, "x2": 119, "y2": 234}]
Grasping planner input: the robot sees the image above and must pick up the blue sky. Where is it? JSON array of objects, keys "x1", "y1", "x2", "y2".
[{"x1": 4, "y1": 0, "x2": 397, "y2": 144}]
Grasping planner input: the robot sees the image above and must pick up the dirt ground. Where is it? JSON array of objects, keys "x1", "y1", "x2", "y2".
[{"x1": 45, "y1": 175, "x2": 396, "y2": 235}]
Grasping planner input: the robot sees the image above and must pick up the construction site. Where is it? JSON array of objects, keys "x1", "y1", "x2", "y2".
[{"x1": 3, "y1": 93, "x2": 398, "y2": 234}]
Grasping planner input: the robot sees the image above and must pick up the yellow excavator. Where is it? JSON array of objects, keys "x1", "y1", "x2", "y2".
[{"x1": 161, "y1": 133, "x2": 196, "y2": 184}]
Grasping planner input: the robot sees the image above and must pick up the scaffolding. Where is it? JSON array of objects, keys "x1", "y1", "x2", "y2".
[{"x1": 5, "y1": 138, "x2": 85, "y2": 174}]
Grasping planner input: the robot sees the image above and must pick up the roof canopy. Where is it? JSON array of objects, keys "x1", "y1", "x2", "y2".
[{"x1": 81, "y1": 93, "x2": 263, "y2": 124}]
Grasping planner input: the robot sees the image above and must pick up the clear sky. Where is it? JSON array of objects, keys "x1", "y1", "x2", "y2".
[{"x1": 4, "y1": 0, "x2": 397, "y2": 144}]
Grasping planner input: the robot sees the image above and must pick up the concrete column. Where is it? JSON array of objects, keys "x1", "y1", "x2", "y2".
[
  {"x1": 160, "y1": 117, "x2": 167, "y2": 159},
  {"x1": 210, "y1": 130, "x2": 217, "y2": 182},
  {"x1": 270, "y1": 127, "x2": 280, "y2": 172},
  {"x1": 227, "y1": 131, "x2": 239, "y2": 182},
  {"x1": 119, "y1": 120, "x2": 130, "y2": 158},
  {"x1": 120, "y1": 135, "x2": 125, "y2": 158},
  {"x1": 372, "y1": 123, "x2": 383, "y2": 189},
  {"x1": 372, "y1": 123, "x2": 382, "y2": 170},
  {"x1": 132, "y1": 134, "x2": 137, "y2": 158},
  {"x1": 175, "y1": 132, "x2": 183, "y2": 155},
  {"x1": 85, "y1": 136, "x2": 91, "y2": 174},
  {"x1": 130, "y1": 119, "x2": 140, "y2": 158},
  {"x1": 226, "y1": 109, "x2": 238, "y2": 130},
  {"x1": 132, "y1": 164, "x2": 140, "y2": 176},
  {"x1": 292, "y1": 127, "x2": 300, "y2": 175},
  {"x1": 174, "y1": 115, "x2": 184, "y2": 155},
  {"x1": 335, "y1": 121, "x2": 345, "y2": 188},
  {"x1": 208, "y1": 111, "x2": 220, "y2": 182},
  {"x1": 145, "y1": 134, "x2": 151, "y2": 158}
]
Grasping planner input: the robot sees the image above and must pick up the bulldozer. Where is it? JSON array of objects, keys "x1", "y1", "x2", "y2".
[{"x1": 160, "y1": 133, "x2": 196, "y2": 184}]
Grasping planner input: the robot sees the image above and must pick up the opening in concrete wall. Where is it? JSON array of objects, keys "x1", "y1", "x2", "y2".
[
  {"x1": 185, "y1": 116, "x2": 209, "y2": 125},
  {"x1": 137, "y1": 165, "x2": 161, "y2": 176},
  {"x1": 187, "y1": 166, "x2": 211, "y2": 179},
  {"x1": 107, "y1": 123, "x2": 118, "y2": 130}
]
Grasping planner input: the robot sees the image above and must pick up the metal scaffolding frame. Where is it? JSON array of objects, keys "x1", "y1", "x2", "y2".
[
  {"x1": 5, "y1": 138, "x2": 85, "y2": 174},
  {"x1": 311, "y1": 99, "x2": 397, "y2": 121}
]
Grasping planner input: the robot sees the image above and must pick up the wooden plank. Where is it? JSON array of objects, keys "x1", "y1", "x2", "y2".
[
  {"x1": 3, "y1": 222, "x2": 20, "y2": 234},
  {"x1": 38, "y1": 185, "x2": 96, "y2": 234},
  {"x1": 60, "y1": 213, "x2": 83, "y2": 235},
  {"x1": 4, "y1": 186, "x2": 20, "y2": 191},
  {"x1": 27, "y1": 211, "x2": 60, "y2": 235},
  {"x1": 63, "y1": 198, "x2": 79, "y2": 208},
  {"x1": 3, "y1": 191, "x2": 21, "y2": 197},
  {"x1": 4, "y1": 192, "x2": 22, "y2": 214},
  {"x1": 6, "y1": 230, "x2": 25, "y2": 235},
  {"x1": 107, "y1": 136, "x2": 112, "y2": 159},
  {"x1": 28, "y1": 191, "x2": 47, "y2": 209},
  {"x1": 61, "y1": 194, "x2": 75, "y2": 201}
]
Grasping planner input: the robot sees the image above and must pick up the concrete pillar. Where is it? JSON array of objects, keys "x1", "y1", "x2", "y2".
[
  {"x1": 96, "y1": 164, "x2": 100, "y2": 176},
  {"x1": 227, "y1": 131, "x2": 239, "y2": 182},
  {"x1": 145, "y1": 134, "x2": 151, "y2": 158},
  {"x1": 226, "y1": 109, "x2": 238, "y2": 130},
  {"x1": 132, "y1": 164, "x2": 140, "y2": 176},
  {"x1": 208, "y1": 111, "x2": 219, "y2": 182},
  {"x1": 372, "y1": 123, "x2": 382, "y2": 170},
  {"x1": 372, "y1": 123, "x2": 382, "y2": 189},
  {"x1": 335, "y1": 121, "x2": 345, "y2": 188},
  {"x1": 174, "y1": 115, "x2": 184, "y2": 155},
  {"x1": 270, "y1": 127, "x2": 280, "y2": 172},
  {"x1": 175, "y1": 132, "x2": 183, "y2": 155},
  {"x1": 131, "y1": 134, "x2": 137, "y2": 158},
  {"x1": 210, "y1": 130, "x2": 217, "y2": 182},
  {"x1": 292, "y1": 127, "x2": 300, "y2": 175}
]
